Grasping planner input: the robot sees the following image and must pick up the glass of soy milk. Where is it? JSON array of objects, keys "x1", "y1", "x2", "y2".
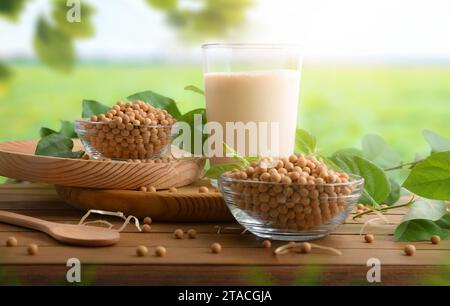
[{"x1": 202, "y1": 44, "x2": 302, "y2": 163}]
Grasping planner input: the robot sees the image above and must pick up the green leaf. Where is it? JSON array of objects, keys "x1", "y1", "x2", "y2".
[
  {"x1": 145, "y1": 0, "x2": 253, "y2": 41},
  {"x1": 127, "y1": 90, "x2": 181, "y2": 119},
  {"x1": 40, "y1": 127, "x2": 57, "y2": 138},
  {"x1": 386, "y1": 168, "x2": 410, "y2": 186},
  {"x1": 394, "y1": 198, "x2": 449, "y2": 242},
  {"x1": 422, "y1": 129, "x2": 450, "y2": 153},
  {"x1": 203, "y1": 163, "x2": 243, "y2": 179},
  {"x1": 39, "y1": 120, "x2": 77, "y2": 139},
  {"x1": 361, "y1": 134, "x2": 402, "y2": 169},
  {"x1": 318, "y1": 154, "x2": 342, "y2": 171},
  {"x1": 184, "y1": 85, "x2": 205, "y2": 95},
  {"x1": 223, "y1": 142, "x2": 248, "y2": 166},
  {"x1": 35, "y1": 133, "x2": 84, "y2": 158},
  {"x1": 176, "y1": 108, "x2": 206, "y2": 154},
  {"x1": 54, "y1": 150, "x2": 85, "y2": 158},
  {"x1": 0, "y1": 62, "x2": 12, "y2": 82},
  {"x1": 331, "y1": 154, "x2": 390, "y2": 205},
  {"x1": 331, "y1": 148, "x2": 363, "y2": 158},
  {"x1": 146, "y1": 0, "x2": 177, "y2": 10},
  {"x1": 402, "y1": 198, "x2": 448, "y2": 223},
  {"x1": 395, "y1": 213, "x2": 450, "y2": 242},
  {"x1": 384, "y1": 178, "x2": 401, "y2": 205},
  {"x1": 403, "y1": 151, "x2": 450, "y2": 200},
  {"x1": 52, "y1": 0, "x2": 95, "y2": 38},
  {"x1": 177, "y1": 108, "x2": 206, "y2": 126},
  {"x1": 82, "y1": 99, "x2": 110, "y2": 118},
  {"x1": 244, "y1": 156, "x2": 260, "y2": 165},
  {"x1": 33, "y1": 16, "x2": 75, "y2": 72},
  {"x1": 0, "y1": 0, "x2": 27, "y2": 21},
  {"x1": 295, "y1": 129, "x2": 316, "y2": 154},
  {"x1": 59, "y1": 120, "x2": 77, "y2": 138}
]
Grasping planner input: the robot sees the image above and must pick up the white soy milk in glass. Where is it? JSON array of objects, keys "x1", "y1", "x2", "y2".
[{"x1": 202, "y1": 44, "x2": 302, "y2": 163}]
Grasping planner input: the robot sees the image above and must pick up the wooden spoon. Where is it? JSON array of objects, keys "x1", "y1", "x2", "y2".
[{"x1": 0, "y1": 211, "x2": 120, "y2": 247}]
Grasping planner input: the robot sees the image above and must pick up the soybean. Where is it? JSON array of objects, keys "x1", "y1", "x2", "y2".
[
  {"x1": 198, "y1": 186, "x2": 209, "y2": 193},
  {"x1": 141, "y1": 224, "x2": 152, "y2": 233},
  {"x1": 143, "y1": 216, "x2": 153, "y2": 225},
  {"x1": 404, "y1": 245, "x2": 416, "y2": 256},
  {"x1": 187, "y1": 229, "x2": 197, "y2": 239},
  {"x1": 27, "y1": 243, "x2": 39, "y2": 256},
  {"x1": 364, "y1": 234, "x2": 375, "y2": 243},
  {"x1": 174, "y1": 229, "x2": 184, "y2": 239},
  {"x1": 299, "y1": 242, "x2": 312, "y2": 254},
  {"x1": 136, "y1": 245, "x2": 148, "y2": 257},
  {"x1": 169, "y1": 187, "x2": 178, "y2": 193},
  {"x1": 261, "y1": 240, "x2": 272, "y2": 248},
  {"x1": 431, "y1": 235, "x2": 441, "y2": 245},
  {"x1": 155, "y1": 246, "x2": 167, "y2": 257},
  {"x1": 211, "y1": 242, "x2": 222, "y2": 254},
  {"x1": 6, "y1": 237, "x2": 17, "y2": 247},
  {"x1": 147, "y1": 186, "x2": 157, "y2": 193}
]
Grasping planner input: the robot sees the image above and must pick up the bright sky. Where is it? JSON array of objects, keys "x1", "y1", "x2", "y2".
[{"x1": 1, "y1": 0, "x2": 450, "y2": 62}]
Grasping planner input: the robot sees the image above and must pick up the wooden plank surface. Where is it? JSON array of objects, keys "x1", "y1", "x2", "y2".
[
  {"x1": 1, "y1": 231, "x2": 449, "y2": 250},
  {"x1": 0, "y1": 183, "x2": 448, "y2": 285},
  {"x1": 1, "y1": 265, "x2": 443, "y2": 286}
]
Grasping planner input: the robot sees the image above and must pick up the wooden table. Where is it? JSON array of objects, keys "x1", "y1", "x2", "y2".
[{"x1": 0, "y1": 183, "x2": 448, "y2": 285}]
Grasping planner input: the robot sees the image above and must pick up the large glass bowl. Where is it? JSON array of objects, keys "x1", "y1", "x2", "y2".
[
  {"x1": 74, "y1": 119, "x2": 173, "y2": 160},
  {"x1": 218, "y1": 173, "x2": 364, "y2": 241}
]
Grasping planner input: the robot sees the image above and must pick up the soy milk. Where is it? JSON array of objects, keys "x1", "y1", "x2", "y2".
[{"x1": 204, "y1": 69, "x2": 300, "y2": 158}]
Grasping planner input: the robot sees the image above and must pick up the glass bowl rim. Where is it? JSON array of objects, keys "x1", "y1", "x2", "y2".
[
  {"x1": 74, "y1": 118, "x2": 174, "y2": 129},
  {"x1": 218, "y1": 172, "x2": 364, "y2": 187}
]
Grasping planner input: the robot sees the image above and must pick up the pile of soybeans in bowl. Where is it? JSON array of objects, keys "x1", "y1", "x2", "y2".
[
  {"x1": 218, "y1": 154, "x2": 364, "y2": 241},
  {"x1": 75, "y1": 100, "x2": 176, "y2": 160}
]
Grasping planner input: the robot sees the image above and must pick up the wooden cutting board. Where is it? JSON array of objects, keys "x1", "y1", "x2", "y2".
[
  {"x1": 55, "y1": 182, "x2": 233, "y2": 222},
  {"x1": 0, "y1": 140, "x2": 205, "y2": 190}
]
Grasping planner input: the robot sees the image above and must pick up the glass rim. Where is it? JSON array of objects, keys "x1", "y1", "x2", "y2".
[
  {"x1": 202, "y1": 43, "x2": 303, "y2": 50},
  {"x1": 218, "y1": 172, "x2": 364, "y2": 187}
]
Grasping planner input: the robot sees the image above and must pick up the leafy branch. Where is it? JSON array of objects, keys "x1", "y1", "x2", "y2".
[
  {"x1": 35, "y1": 98, "x2": 108, "y2": 158},
  {"x1": 218, "y1": 126, "x2": 449, "y2": 242},
  {"x1": 292, "y1": 129, "x2": 450, "y2": 242},
  {"x1": 383, "y1": 160, "x2": 422, "y2": 171},
  {"x1": 352, "y1": 196, "x2": 416, "y2": 220},
  {"x1": 0, "y1": 0, "x2": 255, "y2": 81},
  {"x1": 146, "y1": 0, "x2": 254, "y2": 41}
]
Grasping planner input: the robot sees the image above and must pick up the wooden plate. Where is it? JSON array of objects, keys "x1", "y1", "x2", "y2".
[
  {"x1": 0, "y1": 140, "x2": 205, "y2": 190},
  {"x1": 55, "y1": 182, "x2": 233, "y2": 222}
]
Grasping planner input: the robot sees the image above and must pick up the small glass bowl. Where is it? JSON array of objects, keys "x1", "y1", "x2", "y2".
[
  {"x1": 74, "y1": 119, "x2": 173, "y2": 160},
  {"x1": 218, "y1": 173, "x2": 364, "y2": 241}
]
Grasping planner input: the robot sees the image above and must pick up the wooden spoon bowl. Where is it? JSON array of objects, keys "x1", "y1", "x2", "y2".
[{"x1": 0, "y1": 211, "x2": 120, "y2": 247}]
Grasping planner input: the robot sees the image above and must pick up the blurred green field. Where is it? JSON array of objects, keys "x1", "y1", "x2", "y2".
[{"x1": 0, "y1": 63, "x2": 449, "y2": 162}]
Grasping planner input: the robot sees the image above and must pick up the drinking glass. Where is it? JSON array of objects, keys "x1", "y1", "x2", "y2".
[{"x1": 202, "y1": 43, "x2": 303, "y2": 162}]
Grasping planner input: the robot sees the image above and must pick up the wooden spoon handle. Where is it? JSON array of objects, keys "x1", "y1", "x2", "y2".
[{"x1": 0, "y1": 210, "x2": 51, "y2": 232}]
